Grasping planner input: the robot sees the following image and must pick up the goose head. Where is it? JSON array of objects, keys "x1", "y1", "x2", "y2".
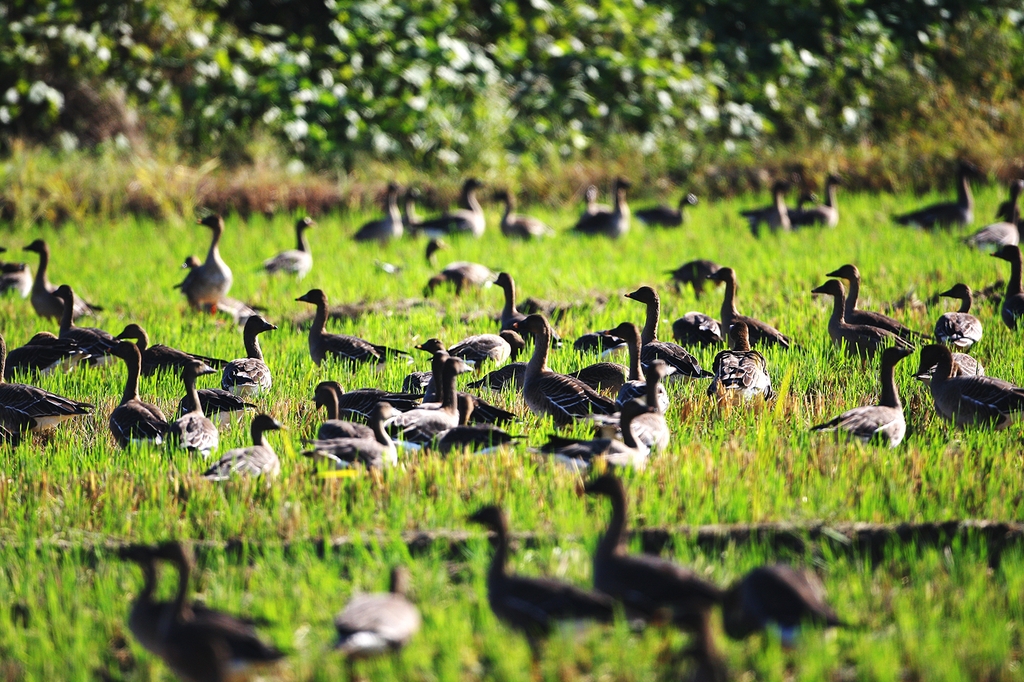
[
  {"x1": 992, "y1": 244, "x2": 1021, "y2": 263},
  {"x1": 624, "y1": 285, "x2": 658, "y2": 305},
  {"x1": 810, "y1": 279, "x2": 844, "y2": 299},
  {"x1": 499, "y1": 330, "x2": 526, "y2": 353},
  {"x1": 197, "y1": 214, "x2": 225, "y2": 231},
  {"x1": 295, "y1": 288, "x2": 328, "y2": 307},
  {"x1": 511, "y1": 313, "x2": 549, "y2": 338},
  {"x1": 825, "y1": 264, "x2": 859, "y2": 280},
  {"x1": 415, "y1": 338, "x2": 446, "y2": 354},
  {"x1": 295, "y1": 216, "x2": 315, "y2": 231},
  {"x1": 938, "y1": 283, "x2": 972, "y2": 300},
  {"x1": 604, "y1": 321, "x2": 640, "y2": 344},
  {"x1": 583, "y1": 473, "x2": 625, "y2": 499},
  {"x1": 467, "y1": 504, "x2": 505, "y2": 533},
  {"x1": 706, "y1": 267, "x2": 736, "y2": 284},
  {"x1": 915, "y1": 344, "x2": 953, "y2": 381},
  {"x1": 244, "y1": 314, "x2": 278, "y2": 336},
  {"x1": 23, "y1": 238, "x2": 48, "y2": 255}
]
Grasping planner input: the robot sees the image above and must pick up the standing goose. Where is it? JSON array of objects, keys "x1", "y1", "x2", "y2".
[
  {"x1": 811, "y1": 346, "x2": 912, "y2": 447},
  {"x1": 173, "y1": 255, "x2": 202, "y2": 305},
  {"x1": 296, "y1": 289, "x2": 410, "y2": 366},
  {"x1": 513, "y1": 314, "x2": 616, "y2": 426},
  {"x1": 825, "y1": 264, "x2": 924, "y2": 341},
  {"x1": 934, "y1": 284, "x2": 982, "y2": 349},
  {"x1": 628, "y1": 360, "x2": 673, "y2": 451},
  {"x1": 435, "y1": 394, "x2": 518, "y2": 454},
  {"x1": 494, "y1": 271, "x2": 528, "y2": 331},
  {"x1": 811, "y1": 280, "x2": 913, "y2": 358},
  {"x1": 536, "y1": 400, "x2": 650, "y2": 471},
  {"x1": 115, "y1": 323, "x2": 227, "y2": 377},
  {"x1": 573, "y1": 177, "x2": 631, "y2": 238},
  {"x1": 707, "y1": 322, "x2": 774, "y2": 401},
  {"x1": 467, "y1": 505, "x2": 615, "y2": 661},
  {"x1": 626, "y1": 285, "x2": 713, "y2": 378},
  {"x1": 184, "y1": 214, "x2": 234, "y2": 308},
  {"x1": 177, "y1": 389, "x2": 255, "y2": 427},
  {"x1": 169, "y1": 360, "x2": 219, "y2": 456},
  {"x1": 203, "y1": 414, "x2": 284, "y2": 479},
  {"x1": 354, "y1": 182, "x2": 404, "y2": 242},
  {"x1": 53, "y1": 284, "x2": 118, "y2": 364},
  {"x1": 495, "y1": 189, "x2": 554, "y2": 238},
  {"x1": 415, "y1": 178, "x2": 486, "y2": 238},
  {"x1": 263, "y1": 216, "x2": 315, "y2": 278},
  {"x1": 584, "y1": 474, "x2": 722, "y2": 629},
  {"x1": 0, "y1": 247, "x2": 32, "y2": 298},
  {"x1": 3, "y1": 332, "x2": 89, "y2": 379},
  {"x1": 636, "y1": 192, "x2": 698, "y2": 228},
  {"x1": 666, "y1": 259, "x2": 722, "y2": 299},
  {"x1": 672, "y1": 312, "x2": 724, "y2": 348},
  {"x1": 964, "y1": 179, "x2": 1021, "y2": 250},
  {"x1": 314, "y1": 382, "x2": 374, "y2": 440},
  {"x1": 740, "y1": 180, "x2": 791, "y2": 236},
  {"x1": 915, "y1": 344, "x2": 1024, "y2": 429},
  {"x1": 788, "y1": 175, "x2": 840, "y2": 228},
  {"x1": 387, "y1": 355, "x2": 472, "y2": 444},
  {"x1": 992, "y1": 245, "x2": 1024, "y2": 329},
  {"x1": 708, "y1": 268, "x2": 791, "y2": 349},
  {"x1": 23, "y1": 239, "x2": 101, "y2": 319},
  {"x1": 604, "y1": 321, "x2": 669, "y2": 412},
  {"x1": 303, "y1": 402, "x2": 398, "y2": 470},
  {"x1": 894, "y1": 161, "x2": 977, "y2": 229},
  {"x1": 221, "y1": 315, "x2": 277, "y2": 397},
  {"x1": 108, "y1": 341, "x2": 169, "y2": 448},
  {"x1": 311, "y1": 380, "x2": 422, "y2": 422},
  {"x1": 334, "y1": 566, "x2": 421, "y2": 661}
]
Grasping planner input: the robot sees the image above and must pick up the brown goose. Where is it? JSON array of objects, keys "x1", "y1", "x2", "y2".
[
  {"x1": 354, "y1": 182, "x2": 404, "y2": 242},
  {"x1": 169, "y1": 360, "x2": 219, "y2": 456},
  {"x1": 707, "y1": 322, "x2": 773, "y2": 400},
  {"x1": 108, "y1": 340, "x2": 169, "y2": 448},
  {"x1": 334, "y1": 566, "x2": 421, "y2": 660},
  {"x1": 23, "y1": 239, "x2": 101, "y2": 319},
  {"x1": 513, "y1": 314, "x2": 616, "y2": 426},
  {"x1": 263, "y1": 216, "x2": 314, "y2": 278},
  {"x1": 666, "y1": 259, "x2": 721, "y2": 299},
  {"x1": 708, "y1": 267, "x2": 790, "y2": 349},
  {"x1": 53, "y1": 284, "x2": 117, "y2": 364},
  {"x1": 311, "y1": 380, "x2": 422, "y2": 422},
  {"x1": 0, "y1": 331, "x2": 92, "y2": 443},
  {"x1": 894, "y1": 161, "x2": 977, "y2": 229},
  {"x1": 636, "y1": 192, "x2": 698, "y2": 228},
  {"x1": 811, "y1": 346, "x2": 912, "y2": 447},
  {"x1": 464, "y1": 331, "x2": 528, "y2": 391},
  {"x1": 494, "y1": 271, "x2": 528, "y2": 331},
  {"x1": 174, "y1": 255, "x2": 202, "y2": 301},
  {"x1": 626, "y1": 285, "x2": 713, "y2": 377},
  {"x1": 203, "y1": 414, "x2": 284, "y2": 479},
  {"x1": 964, "y1": 179, "x2": 1021, "y2": 249},
  {"x1": 184, "y1": 215, "x2": 234, "y2": 307},
  {"x1": 825, "y1": 264, "x2": 924, "y2": 341},
  {"x1": 722, "y1": 564, "x2": 843, "y2": 645},
  {"x1": 387, "y1": 355, "x2": 472, "y2": 444},
  {"x1": 672, "y1": 312, "x2": 724, "y2": 347},
  {"x1": 115, "y1": 323, "x2": 227, "y2": 377},
  {"x1": 740, "y1": 180, "x2": 791, "y2": 236},
  {"x1": 573, "y1": 177, "x2": 631, "y2": 238},
  {"x1": 446, "y1": 331, "x2": 520, "y2": 367},
  {"x1": 303, "y1": 402, "x2": 398, "y2": 470},
  {"x1": 992, "y1": 245, "x2": 1024, "y2": 329},
  {"x1": 629, "y1": 360, "x2": 673, "y2": 451},
  {"x1": 221, "y1": 315, "x2": 276, "y2": 397},
  {"x1": 915, "y1": 344, "x2": 1024, "y2": 429},
  {"x1": 0, "y1": 246, "x2": 32, "y2": 298},
  {"x1": 296, "y1": 289, "x2": 409, "y2": 366},
  {"x1": 435, "y1": 394, "x2": 518, "y2": 454},
  {"x1": 314, "y1": 382, "x2": 374, "y2": 440},
  {"x1": 177, "y1": 389, "x2": 255, "y2": 427},
  {"x1": 604, "y1": 321, "x2": 669, "y2": 412},
  {"x1": 495, "y1": 189, "x2": 554, "y2": 238},
  {"x1": 415, "y1": 178, "x2": 486, "y2": 238},
  {"x1": 418, "y1": 348, "x2": 517, "y2": 423},
  {"x1": 567, "y1": 361, "x2": 627, "y2": 393},
  {"x1": 811, "y1": 280, "x2": 913, "y2": 358},
  {"x1": 424, "y1": 256, "x2": 496, "y2": 296},
  {"x1": 788, "y1": 175, "x2": 840, "y2": 228},
  {"x1": 934, "y1": 284, "x2": 982, "y2": 349},
  {"x1": 467, "y1": 505, "x2": 614, "y2": 660},
  {"x1": 536, "y1": 400, "x2": 650, "y2": 470},
  {"x1": 3, "y1": 332, "x2": 89, "y2": 379},
  {"x1": 584, "y1": 474, "x2": 722, "y2": 629}
]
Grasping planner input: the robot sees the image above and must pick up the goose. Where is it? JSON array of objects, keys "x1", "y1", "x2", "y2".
[
  {"x1": 314, "y1": 382, "x2": 374, "y2": 440},
  {"x1": 334, "y1": 566, "x2": 421, "y2": 662},
  {"x1": 603, "y1": 321, "x2": 669, "y2": 412},
  {"x1": 446, "y1": 331, "x2": 520, "y2": 367},
  {"x1": 894, "y1": 161, "x2": 977, "y2": 229},
  {"x1": 296, "y1": 289, "x2": 410, "y2": 366},
  {"x1": 263, "y1": 216, "x2": 314, "y2": 278},
  {"x1": 494, "y1": 271, "x2": 528, "y2": 330},
  {"x1": 303, "y1": 402, "x2": 398, "y2": 470},
  {"x1": 0, "y1": 247, "x2": 31, "y2": 298},
  {"x1": 464, "y1": 331, "x2": 528, "y2": 392},
  {"x1": 964, "y1": 179, "x2": 1021, "y2": 250},
  {"x1": 811, "y1": 346, "x2": 912, "y2": 447},
  {"x1": 628, "y1": 359, "x2": 673, "y2": 451},
  {"x1": 917, "y1": 350, "x2": 985, "y2": 385},
  {"x1": 811, "y1": 280, "x2": 913, "y2": 358},
  {"x1": 3, "y1": 332, "x2": 89, "y2": 379},
  {"x1": 53, "y1": 284, "x2": 117, "y2": 364},
  {"x1": 425, "y1": 259, "x2": 495, "y2": 295},
  {"x1": 495, "y1": 189, "x2": 554, "y2": 238},
  {"x1": 992, "y1": 245, "x2": 1024, "y2": 329},
  {"x1": 566, "y1": 360, "x2": 627, "y2": 393},
  {"x1": 915, "y1": 344, "x2": 1024, "y2": 429},
  {"x1": 467, "y1": 505, "x2": 615, "y2": 661},
  {"x1": 825, "y1": 264, "x2": 924, "y2": 341},
  {"x1": 0, "y1": 331, "x2": 92, "y2": 442},
  {"x1": 536, "y1": 400, "x2": 650, "y2": 470},
  {"x1": 572, "y1": 330, "x2": 626, "y2": 355},
  {"x1": 584, "y1": 474, "x2": 722, "y2": 629},
  {"x1": 573, "y1": 177, "x2": 631, "y2": 238},
  {"x1": 402, "y1": 187, "x2": 421, "y2": 229},
  {"x1": 934, "y1": 283, "x2": 982, "y2": 349},
  {"x1": 310, "y1": 380, "x2": 422, "y2": 422},
  {"x1": 169, "y1": 360, "x2": 219, "y2": 456},
  {"x1": 722, "y1": 564, "x2": 843, "y2": 645},
  {"x1": 625, "y1": 285, "x2": 713, "y2": 378},
  {"x1": 177, "y1": 388, "x2": 256, "y2": 427},
  {"x1": 23, "y1": 239, "x2": 101, "y2": 319},
  {"x1": 666, "y1": 259, "x2": 722, "y2": 299},
  {"x1": 184, "y1": 214, "x2": 234, "y2": 307},
  {"x1": 707, "y1": 322, "x2": 773, "y2": 400},
  {"x1": 635, "y1": 192, "x2": 698, "y2": 228},
  {"x1": 115, "y1": 323, "x2": 227, "y2": 377},
  {"x1": 415, "y1": 178, "x2": 486, "y2": 238},
  {"x1": 708, "y1": 267, "x2": 791, "y2": 348},
  {"x1": 435, "y1": 394, "x2": 518, "y2": 454},
  {"x1": 203, "y1": 414, "x2": 284, "y2": 479},
  {"x1": 672, "y1": 312, "x2": 723, "y2": 347},
  {"x1": 173, "y1": 255, "x2": 202, "y2": 304},
  {"x1": 740, "y1": 180, "x2": 791, "y2": 236},
  {"x1": 413, "y1": 345, "x2": 516, "y2": 425},
  {"x1": 513, "y1": 314, "x2": 616, "y2": 426},
  {"x1": 582, "y1": 184, "x2": 610, "y2": 216},
  {"x1": 679, "y1": 611, "x2": 730, "y2": 682},
  {"x1": 788, "y1": 175, "x2": 840, "y2": 228},
  {"x1": 354, "y1": 182, "x2": 404, "y2": 242},
  {"x1": 387, "y1": 355, "x2": 472, "y2": 444},
  {"x1": 108, "y1": 340, "x2": 169, "y2": 448},
  {"x1": 221, "y1": 315, "x2": 276, "y2": 397}
]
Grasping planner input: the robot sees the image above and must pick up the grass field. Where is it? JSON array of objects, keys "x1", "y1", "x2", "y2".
[{"x1": 1, "y1": 184, "x2": 1023, "y2": 680}]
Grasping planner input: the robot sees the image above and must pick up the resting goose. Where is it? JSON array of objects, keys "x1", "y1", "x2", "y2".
[
  {"x1": 23, "y1": 239, "x2": 101, "y2": 319},
  {"x1": 812, "y1": 280, "x2": 913, "y2": 358},
  {"x1": 964, "y1": 179, "x2": 1021, "y2": 250},
  {"x1": 672, "y1": 312, "x2": 724, "y2": 347},
  {"x1": 184, "y1": 214, "x2": 234, "y2": 307},
  {"x1": 583, "y1": 184, "x2": 611, "y2": 216},
  {"x1": 585, "y1": 474, "x2": 722, "y2": 629},
  {"x1": 917, "y1": 351, "x2": 984, "y2": 385},
  {"x1": 708, "y1": 267, "x2": 790, "y2": 348},
  {"x1": 108, "y1": 341, "x2": 168, "y2": 448},
  {"x1": 625, "y1": 285, "x2": 712, "y2": 378},
  {"x1": 992, "y1": 245, "x2": 1024, "y2": 329},
  {"x1": 177, "y1": 388, "x2": 255, "y2": 427},
  {"x1": 314, "y1": 382, "x2": 374, "y2": 440},
  {"x1": 513, "y1": 314, "x2": 616, "y2": 426},
  {"x1": 334, "y1": 566, "x2": 421, "y2": 660},
  {"x1": 495, "y1": 189, "x2": 554, "y2": 238},
  {"x1": 3, "y1": 332, "x2": 89, "y2": 379},
  {"x1": 915, "y1": 344, "x2": 1024, "y2": 429},
  {"x1": 934, "y1": 283, "x2": 982, "y2": 349},
  {"x1": 415, "y1": 178, "x2": 486, "y2": 238},
  {"x1": 411, "y1": 346, "x2": 516, "y2": 425},
  {"x1": 788, "y1": 175, "x2": 840, "y2": 228},
  {"x1": 53, "y1": 284, "x2": 117, "y2": 364},
  {"x1": 425, "y1": 258, "x2": 495, "y2": 296},
  {"x1": 312, "y1": 380, "x2": 422, "y2": 422},
  {"x1": 666, "y1": 259, "x2": 721, "y2": 299},
  {"x1": 0, "y1": 247, "x2": 31, "y2": 298},
  {"x1": 446, "y1": 331, "x2": 519, "y2": 367},
  {"x1": 573, "y1": 177, "x2": 631, "y2": 238},
  {"x1": 203, "y1": 414, "x2": 284, "y2": 479},
  {"x1": 387, "y1": 355, "x2": 472, "y2": 444},
  {"x1": 894, "y1": 161, "x2": 977, "y2": 229},
  {"x1": 636, "y1": 192, "x2": 698, "y2": 228},
  {"x1": 296, "y1": 289, "x2": 409, "y2": 366},
  {"x1": 467, "y1": 505, "x2": 615, "y2": 661},
  {"x1": 354, "y1": 182, "x2": 404, "y2": 242},
  {"x1": 604, "y1": 321, "x2": 669, "y2": 412},
  {"x1": 115, "y1": 323, "x2": 226, "y2": 377},
  {"x1": 566, "y1": 361, "x2": 627, "y2": 393},
  {"x1": 740, "y1": 180, "x2": 791, "y2": 236},
  {"x1": 825, "y1": 264, "x2": 924, "y2": 341},
  {"x1": 169, "y1": 360, "x2": 219, "y2": 456},
  {"x1": 811, "y1": 346, "x2": 912, "y2": 447},
  {"x1": 629, "y1": 360, "x2": 673, "y2": 451},
  {"x1": 537, "y1": 400, "x2": 650, "y2": 471},
  {"x1": 464, "y1": 330, "x2": 528, "y2": 391},
  {"x1": 572, "y1": 330, "x2": 625, "y2": 355},
  {"x1": 263, "y1": 216, "x2": 314, "y2": 278},
  {"x1": 303, "y1": 402, "x2": 398, "y2": 470},
  {"x1": 221, "y1": 315, "x2": 276, "y2": 397},
  {"x1": 435, "y1": 394, "x2": 518, "y2": 454},
  {"x1": 707, "y1": 322, "x2": 773, "y2": 401}
]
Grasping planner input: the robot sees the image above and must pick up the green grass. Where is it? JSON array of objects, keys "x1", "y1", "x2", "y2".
[{"x1": 1, "y1": 185, "x2": 1023, "y2": 680}]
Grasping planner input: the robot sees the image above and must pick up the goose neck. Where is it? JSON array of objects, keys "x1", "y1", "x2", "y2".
[
  {"x1": 244, "y1": 331, "x2": 265, "y2": 361},
  {"x1": 33, "y1": 247, "x2": 50, "y2": 288},
  {"x1": 1007, "y1": 252, "x2": 1023, "y2": 296},
  {"x1": 371, "y1": 413, "x2": 393, "y2": 447},
  {"x1": 464, "y1": 187, "x2": 482, "y2": 215},
  {"x1": 620, "y1": 408, "x2": 641, "y2": 449},
  {"x1": 720, "y1": 275, "x2": 739, "y2": 325},
  {"x1": 879, "y1": 356, "x2": 901, "y2": 409},
  {"x1": 58, "y1": 291, "x2": 75, "y2": 336},
  {"x1": 501, "y1": 281, "x2": 518, "y2": 320},
  {"x1": 826, "y1": 182, "x2": 838, "y2": 209},
  {"x1": 322, "y1": 389, "x2": 340, "y2": 421},
  {"x1": 296, "y1": 226, "x2": 310, "y2": 253},
  {"x1": 120, "y1": 350, "x2": 142, "y2": 405},
  {"x1": 168, "y1": 555, "x2": 191, "y2": 622},
  {"x1": 640, "y1": 298, "x2": 659, "y2": 345},
  {"x1": 183, "y1": 370, "x2": 203, "y2": 416},
  {"x1": 525, "y1": 325, "x2": 551, "y2": 375},
  {"x1": 843, "y1": 276, "x2": 860, "y2": 318},
  {"x1": 826, "y1": 291, "x2": 847, "y2": 330},
  {"x1": 205, "y1": 223, "x2": 223, "y2": 264},
  {"x1": 929, "y1": 352, "x2": 954, "y2": 384},
  {"x1": 595, "y1": 491, "x2": 627, "y2": 558},
  {"x1": 0, "y1": 334, "x2": 6, "y2": 384},
  {"x1": 440, "y1": 365, "x2": 459, "y2": 412},
  {"x1": 626, "y1": 331, "x2": 643, "y2": 382},
  {"x1": 957, "y1": 169, "x2": 973, "y2": 209},
  {"x1": 487, "y1": 520, "x2": 508, "y2": 582},
  {"x1": 958, "y1": 292, "x2": 972, "y2": 314},
  {"x1": 644, "y1": 374, "x2": 660, "y2": 407}
]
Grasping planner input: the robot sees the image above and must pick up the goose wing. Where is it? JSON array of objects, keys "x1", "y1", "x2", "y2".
[
  {"x1": 334, "y1": 594, "x2": 420, "y2": 650},
  {"x1": 336, "y1": 389, "x2": 422, "y2": 421},
  {"x1": 641, "y1": 341, "x2": 711, "y2": 378},
  {"x1": 141, "y1": 344, "x2": 223, "y2": 376},
  {"x1": 964, "y1": 221, "x2": 1017, "y2": 248},
  {"x1": 943, "y1": 376, "x2": 1024, "y2": 425},
  {"x1": 535, "y1": 372, "x2": 617, "y2": 420},
  {"x1": 671, "y1": 313, "x2": 723, "y2": 347},
  {"x1": 221, "y1": 358, "x2": 272, "y2": 393},
  {"x1": 203, "y1": 445, "x2": 279, "y2": 480},
  {"x1": 62, "y1": 327, "x2": 117, "y2": 360},
  {"x1": 304, "y1": 438, "x2": 391, "y2": 469},
  {"x1": 448, "y1": 334, "x2": 509, "y2": 364},
  {"x1": 170, "y1": 411, "x2": 219, "y2": 455},
  {"x1": 893, "y1": 201, "x2": 961, "y2": 228},
  {"x1": 934, "y1": 313, "x2": 982, "y2": 348},
  {"x1": 317, "y1": 419, "x2": 374, "y2": 440},
  {"x1": 497, "y1": 575, "x2": 615, "y2": 629},
  {"x1": 847, "y1": 309, "x2": 925, "y2": 341},
  {"x1": 709, "y1": 350, "x2": 772, "y2": 398},
  {"x1": 321, "y1": 333, "x2": 383, "y2": 364},
  {"x1": 0, "y1": 383, "x2": 93, "y2": 425},
  {"x1": 109, "y1": 401, "x2": 168, "y2": 446},
  {"x1": 178, "y1": 388, "x2": 255, "y2": 419},
  {"x1": 465, "y1": 363, "x2": 525, "y2": 392},
  {"x1": 387, "y1": 408, "x2": 458, "y2": 444},
  {"x1": 811, "y1": 405, "x2": 903, "y2": 444},
  {"x1": 263, "y1": 249, "x2": 311, "y2": 275},
  {"x1": 4, "y1": 335, "x2": 89, "y2": 378}
]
